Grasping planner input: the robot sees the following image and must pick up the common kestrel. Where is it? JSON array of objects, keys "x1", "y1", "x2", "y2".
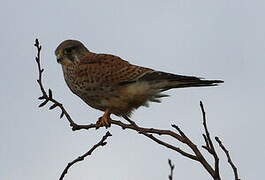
[{"x1": 55, "y1": 40, "x2": 223, "y2": 128}]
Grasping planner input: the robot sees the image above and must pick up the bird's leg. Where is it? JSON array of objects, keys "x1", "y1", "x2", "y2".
[{"x1": 96, "y1": 109, "x2": 111, "y2": 129}]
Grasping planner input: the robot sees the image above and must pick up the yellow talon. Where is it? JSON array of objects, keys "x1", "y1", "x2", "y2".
[{"x1": 96, "y1": 109, "x2": 111, "y2": 129}]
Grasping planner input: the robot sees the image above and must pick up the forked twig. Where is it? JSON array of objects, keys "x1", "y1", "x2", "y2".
[
  {"x1": 200, "y1": 101, "x2": 220, "y2": 179},
  {"x1": 59, "y1": 131, "x2": 112, "y2": 180},
  {"x1": 34, "y1": 39, "x2": 85, "y2": 129},
  {"x1": 168, "y1": 159, "x2": 175, "y2": 180}
]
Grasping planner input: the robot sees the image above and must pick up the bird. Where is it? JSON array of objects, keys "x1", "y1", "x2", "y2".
[{"x1": 55, "y1": 39, "x2": 223, "y2": 128}]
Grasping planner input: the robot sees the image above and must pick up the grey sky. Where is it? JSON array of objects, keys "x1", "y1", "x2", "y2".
[{"x1": 1, "y1": 0, "x2": 264, "y2": 179}]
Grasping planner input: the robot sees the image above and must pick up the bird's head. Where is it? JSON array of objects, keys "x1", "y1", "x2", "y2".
[{"x1": 55, "y1": 40, "x2": 89, "y2": 65}]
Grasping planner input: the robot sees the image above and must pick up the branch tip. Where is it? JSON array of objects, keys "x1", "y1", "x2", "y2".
[
  {"x1": 49, "y1": 103, "x2": 58, "y2": 110},
  {"x1": 215, "y1": 136, "x2": 240, "y2": 180},
  {"x1": 168, "y1": 159, "x2": 175, "y2": 180},
  {"x1": 34, "y1": 38, "x2": 39, "y2": 47},
  {"x1": 48, "y1": 89, "x2": 53, "y2": 98},
  {"x1": 38, "y1": 100, "x2": 48, "y2": 107}
]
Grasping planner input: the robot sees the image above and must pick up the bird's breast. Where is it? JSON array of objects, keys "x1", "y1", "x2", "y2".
[{"x1": 62, "y1": 65, "x2": 118, "y2": 107}]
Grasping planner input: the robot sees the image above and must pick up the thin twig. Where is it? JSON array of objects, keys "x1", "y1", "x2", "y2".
[
  {"x1": 171, "y1": 124, "x2": 216, "y2": 177},
  {"x1": 215, "y1": 137, "x2": 240, "y2": 180},
  {"x1": 143, "y1": 132, "x2": 198, "y2": 160},
  {"x1": 124, "y1": 117, "x2": 198, "y2": 160},
  {"x1": 59, "y1": 131, "x2": 112, "y2": 180},
  {"x1": 200, "y1": 101, "x2": 220, "y2": 180},
  {"x1": 168, "y1": 159, "x2": 175, "y2": 180},
  {"x1": 34, "y1": 39, "x2": 81, "y2": 129}
]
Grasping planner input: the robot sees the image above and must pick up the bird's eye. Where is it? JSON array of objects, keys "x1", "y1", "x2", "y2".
[{"x1": 64, "y1": 47, "x2": 73, "y2": 54}]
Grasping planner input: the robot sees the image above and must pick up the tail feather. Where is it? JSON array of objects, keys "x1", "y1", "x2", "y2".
[
  {"x1": 160, "y1": 79, "x2": 223, "y2": 91},
  {"x1": 138, "y1": 71, "x2": 223, "y2": 91}
]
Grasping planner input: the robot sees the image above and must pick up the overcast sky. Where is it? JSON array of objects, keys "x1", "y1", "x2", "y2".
[{"x1": 1, "y1": 0, "x2": 264, "y2": 179}]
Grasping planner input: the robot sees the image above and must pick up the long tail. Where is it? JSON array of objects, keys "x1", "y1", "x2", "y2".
[{"x1": 138, "y1": 71, "x2": 224, "y2": 91}]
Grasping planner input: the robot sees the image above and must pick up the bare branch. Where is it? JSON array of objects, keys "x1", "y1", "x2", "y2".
[
  {"x1": 168, "y1": 159, "x2": 175, "y2": 180},
  {"x1": 123, "y1": 117, "x2": 199, "y2": 160},
  {"x1": 215, "y1": 137, "x2": 240, "y2": 180},
  {"x1": 59, "y1": 131, "x2": 112, "y2": 180},
  {"x1": 200, "y1": 101, "x2": 220, "y2": 179},
  {"x1": 77, "y1": 119, "x2": 186, "y2": 143},
  {"x1": 34, "y1": 38, "x2": 82, "y2": 129},
  {"x1": 171, "y1": 124, "x2": 216, "y2": 177},
  {"x1": 143, "y1": 132, "x2": 198, "y2": 160}
]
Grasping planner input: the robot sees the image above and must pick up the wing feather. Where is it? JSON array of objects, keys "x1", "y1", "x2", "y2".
[{"x1": 79, "y1": 53, "x2": 153, "y2": 85}]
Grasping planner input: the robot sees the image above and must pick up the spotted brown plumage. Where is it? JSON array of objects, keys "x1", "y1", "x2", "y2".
[{"x1": 55, "y1": 39, "x2": 223, "y2": 128}]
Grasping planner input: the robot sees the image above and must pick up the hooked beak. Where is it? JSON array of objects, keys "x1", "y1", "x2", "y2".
[{"x1": 56, "y1": 55, "x2": 63, "y2": 63}]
